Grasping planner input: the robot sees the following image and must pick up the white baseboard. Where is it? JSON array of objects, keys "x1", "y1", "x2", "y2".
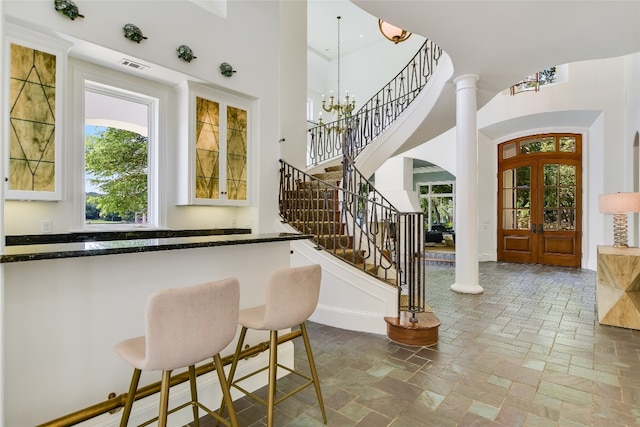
[{"x1": 310, "y1": 304, "x2": 387, "y2": 335}]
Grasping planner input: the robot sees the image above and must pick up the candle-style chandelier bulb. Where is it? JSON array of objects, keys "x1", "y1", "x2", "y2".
[{"x1": 319, "y1": 16, "x2": 356, "y2": 130}]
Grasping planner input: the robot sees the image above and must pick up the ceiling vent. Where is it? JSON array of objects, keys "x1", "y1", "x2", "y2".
[{"x1": 119, "y1": 58, "x2": 148, "y2": 71}]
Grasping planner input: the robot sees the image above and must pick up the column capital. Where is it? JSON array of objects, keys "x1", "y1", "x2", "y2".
[{"x1": 453, "y1": 74, "x2": 479, "y2": 91}]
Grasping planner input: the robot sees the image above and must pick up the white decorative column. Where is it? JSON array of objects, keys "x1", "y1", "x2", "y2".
[{"x1": 450, "y1": 75, "x2": 484, "y2": 294}]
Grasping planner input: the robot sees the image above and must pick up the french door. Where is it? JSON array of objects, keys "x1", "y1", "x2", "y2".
[{"x1": 498, "y1": 134, "x2": 582, "y2": 267}]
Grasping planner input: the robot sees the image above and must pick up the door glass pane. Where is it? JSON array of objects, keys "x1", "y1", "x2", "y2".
[
  {"x1": 517, "y1": 209, "x2": 531, "y2": 230},
  {"x1": 503, "y1": 188, "x2": 514, "y2": 209},
  {"x1": 503, "y1": 209, "x2": 516, "y2": 229},
  {"x1": 520, "y1": 137, "x2": 555, "y2": 154},
  {"x1": 516, "y1": 166, "x2": 530, "y2": 187},
  {"x1": 559, "y1": 136, "x2": 576, "y2": 152},
  {"x1": 503, "y1": 169, "x2": 515, "y2": 188},
  {"x1": 544, "y1": 187, "x2": 558, "y2": 208},
  {"x1": 559, "y1": 188, "x2": 575, "y2": 207},
  {"x1": 516, "y1": 188, "x2": 530, "y2": 208},
  {"x1": 560, "y1": 208, "x2": 575, "y2": 230},
  {"x1": 543, "y1": 164, "x2": 576, "y2": 230},
  {"x1": 503, "y1": 166, "x2": 530, "y2": 230},
  {"x1": 559, "y1": 165, "x2": 576, "y2": 185},
  {"x1": 544, "y1": 164, "x2": 558, "y2": 186},
  {"x1": 544, "y1": 209, "x2": 558, "y2": 230}
]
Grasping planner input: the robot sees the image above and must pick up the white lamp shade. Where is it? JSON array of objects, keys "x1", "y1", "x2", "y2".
[{"x1": 599, "y1": 192, "x2": 640, "y2": 214}]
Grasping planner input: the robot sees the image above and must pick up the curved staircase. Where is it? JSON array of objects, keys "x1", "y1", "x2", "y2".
[
  {"x1": 279, "y1": 161, "x2": 439, "y2": 346},
  {"x1": 280, "y1": 37, "x2": 452, "y2": 347}
]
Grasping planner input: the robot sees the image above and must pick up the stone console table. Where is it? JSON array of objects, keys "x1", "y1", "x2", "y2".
[{"x1": 596, "y1": 245, "x2": 640, "y2": 329}]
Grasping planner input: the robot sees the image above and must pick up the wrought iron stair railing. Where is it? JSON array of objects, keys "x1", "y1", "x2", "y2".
[
  {"x1": 279, "y1": 159, "x2": 426, "y2": 319},
  {"x1": 308, "y1": 38, "x2": 443, "y2": 166}
]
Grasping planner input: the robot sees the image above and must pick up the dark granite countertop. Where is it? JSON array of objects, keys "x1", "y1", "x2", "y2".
[{"x1": 1, "y1": 231, "x2": 312, "y2": 263}]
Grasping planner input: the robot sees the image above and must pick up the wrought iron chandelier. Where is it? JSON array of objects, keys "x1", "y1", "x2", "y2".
[{"x1": 320, "y1": 16, "x2": 355, "y2": 126}]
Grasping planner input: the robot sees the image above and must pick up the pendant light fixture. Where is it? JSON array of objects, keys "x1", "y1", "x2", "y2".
[
  {"x1": 320, "y1": 16, "x2": 356, "y2": 126},
  {"x1": 378, "y1": 19, "x2": 412, "y2": 44}
]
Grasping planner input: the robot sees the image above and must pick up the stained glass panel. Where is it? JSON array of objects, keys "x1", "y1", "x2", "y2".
[
  {"x1": 9, "y1": 43, "x2": 56, "y2": 192},
  {"x1": 195, "y1": 96, "x2": 220, "y2": 199},
  {"x1": 226, "y1": 106, "x2": 247, "y2": 201}
]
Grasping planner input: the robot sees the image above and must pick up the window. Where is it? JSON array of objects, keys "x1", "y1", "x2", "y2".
[
  {"x1": 417, "y1": 181, "x2": 455, "y2": 230},
  {"x1": 82, "y1": 79, "x2": 159, "y2": 229}
]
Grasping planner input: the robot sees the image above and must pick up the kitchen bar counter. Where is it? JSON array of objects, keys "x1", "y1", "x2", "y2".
[
  {"x1": 1, "y1": 230, "x2": 311, "y2": 263},
  {"x1": 3, "y1": 230, "x2": 308, "y2": 426}
]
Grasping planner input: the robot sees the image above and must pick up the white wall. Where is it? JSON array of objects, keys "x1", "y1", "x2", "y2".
[{"x1": 2, "y1": 0, "x2": 306, "y2": 235}]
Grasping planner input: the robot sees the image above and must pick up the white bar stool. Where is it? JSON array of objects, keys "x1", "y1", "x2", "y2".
[
  {"x1": 221, "y1": 264, "x2": 327, "y2": 426},
  {"x1": 114, "y1": 278, "x2": 240, "y2": 427}
]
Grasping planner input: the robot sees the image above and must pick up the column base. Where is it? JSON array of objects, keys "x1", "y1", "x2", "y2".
[{"x1": 450, "y1": 282, "x2": 484, "y2": 294}]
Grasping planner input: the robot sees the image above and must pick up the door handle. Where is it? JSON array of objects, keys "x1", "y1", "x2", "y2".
[
  {"x1": 538, "y1": 224, "x2": 543, "y2": 233},
  {"x1": 531, "y1": 224, "x2": 537, "y2": 233}
]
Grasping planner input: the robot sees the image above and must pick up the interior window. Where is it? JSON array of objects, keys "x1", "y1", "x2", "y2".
[
  {"x1": 418, "y1": 181, "x2": 455, "y2": 230},
  {"x1": 84, "y1": 82, "x2": 155, "y2": 228}
]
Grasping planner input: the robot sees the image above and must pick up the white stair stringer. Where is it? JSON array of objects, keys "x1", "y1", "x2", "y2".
[{"x1": 277, "y1": 221, "x2": 397, "y2": 335}]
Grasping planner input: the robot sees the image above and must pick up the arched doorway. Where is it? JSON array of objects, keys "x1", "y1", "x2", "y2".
[{"x1": 497, "y1": 134, "x2": 582, "y2": 267}]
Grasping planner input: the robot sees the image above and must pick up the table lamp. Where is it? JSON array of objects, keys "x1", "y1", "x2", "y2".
[{"x1": 599, "y1": 192, "x2": 640, "y2": 247}]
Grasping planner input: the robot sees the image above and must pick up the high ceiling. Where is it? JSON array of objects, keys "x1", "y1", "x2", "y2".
[
  {"x1": 307, "y1": 0, "x2": 400, "y2": 60},
  {"x1": 353, "y1": 0, "x2": 640, "y2": 97}
]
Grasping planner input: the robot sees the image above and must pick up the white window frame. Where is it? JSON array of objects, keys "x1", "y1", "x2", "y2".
[{"x1": 71, "y1": 61, "x2": 165, "y2": 230}]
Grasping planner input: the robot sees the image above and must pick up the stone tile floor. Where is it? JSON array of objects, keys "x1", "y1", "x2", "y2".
[{"x1": 201, "y1": 262, "x2": 640, "y2": 426}]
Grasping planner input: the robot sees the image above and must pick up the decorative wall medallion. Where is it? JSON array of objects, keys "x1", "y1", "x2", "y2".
[
  {"x1": 220, "y1": 62, "x2": 236, "y2": 77},
  {"x1": 123, "y1": 24, "x2": 147, "y2": 43},
  {"x1": 54, "y1": 0, "x2": 84, "y2": 20},
  {"x1": 177, "y1": 45, "x2": 197, "y2": 62}
]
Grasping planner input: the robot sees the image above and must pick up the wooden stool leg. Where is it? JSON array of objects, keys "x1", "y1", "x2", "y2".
[
  {"x1": 214, "y1": 353, "x2": 239, "y2": 427},
  {"x1": 158, "y1": 370, "x2": 172, "y2": 427},
  {"x1": 301, "y1": 322, "x2": 327, "y2": 424},
  {"x1": 267, "y1": 330, "x2": 278, "y2": 427},
  {"x1": 120, "y1": 368, "x2": 141, "y2": 427},
  {"x1": 188, "y1": 365, "x2": 200, "y2": 427}
]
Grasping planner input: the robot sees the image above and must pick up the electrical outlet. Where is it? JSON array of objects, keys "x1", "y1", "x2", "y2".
[{"x1": 41, "y1": 219, "x2": 53, "y2": 234}]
